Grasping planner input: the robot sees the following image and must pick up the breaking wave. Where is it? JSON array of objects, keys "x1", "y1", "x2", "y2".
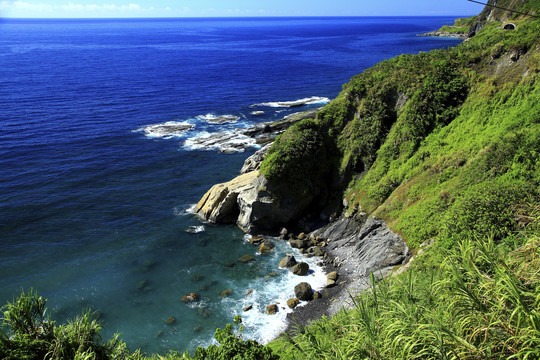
[{"x1": 252, "y1": 96, "x2": 330, "y2": 108}]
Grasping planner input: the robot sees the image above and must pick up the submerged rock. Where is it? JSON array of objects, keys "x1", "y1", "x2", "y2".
[
  {"x1": 238, "y1": 255, "x2": 255, "y2": 263},
  {"x1": 220, "y1": 289, "x2": 233, "y2": 298},
  {"x1": 181, "y1": 293, "x2": 198, "y2": 303}
]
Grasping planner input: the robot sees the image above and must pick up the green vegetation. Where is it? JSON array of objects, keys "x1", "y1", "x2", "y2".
[
  {"x1": 270, "y1": 234, "x2": 540, "y2": 359},
  {"x1": 438, "y1": 16, "x2": 477, "y2": 34},
  {"x1": 3, "y1": 1, "x2": 539, "y2": 359}
]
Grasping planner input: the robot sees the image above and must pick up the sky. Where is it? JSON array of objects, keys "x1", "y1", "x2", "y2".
[{"x1": 0, "y1": 0, "x2": 484, "y2": 18}]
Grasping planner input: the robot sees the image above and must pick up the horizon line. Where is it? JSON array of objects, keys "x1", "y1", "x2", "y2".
[{"x1": 1, "y1": 14, "x2": 476, "y2": 20}]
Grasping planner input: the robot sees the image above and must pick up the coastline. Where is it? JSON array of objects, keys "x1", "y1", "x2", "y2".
[
  {"x1": 194, "y1": 109, "x2": 412, "y2": 343},
  {"x1": 418, "y1": 30, "x2": 469, "y2": 39}
]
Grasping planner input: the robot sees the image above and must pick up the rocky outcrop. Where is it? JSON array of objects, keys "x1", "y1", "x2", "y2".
[
  {"x1": 240, "y1": 144, "x2": 272, "y2": 174},
  {"x1": 313, "y1": 217, "x2": 409, "y2": 278},
  {"x1": 419, "y1": 30, "x2": 468, "y2": 39},
  {"x1": 195, "y1": 170, "x2": 312, "y2": 232},
  {"x1": 196, "y1": 171, "x2": 259, "y2": 223}
]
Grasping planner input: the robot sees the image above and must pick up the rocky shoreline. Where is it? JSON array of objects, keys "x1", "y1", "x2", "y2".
[
  {"x1": 193, "y1": 110, "x2": 411, "y2": 339},
  {"x1": 419, "y1": 30, "x2": 469, "y2": 40}
]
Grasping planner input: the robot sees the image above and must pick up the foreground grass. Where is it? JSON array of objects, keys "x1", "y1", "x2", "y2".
[{"x1": 270, "y1": 233, "x2": 540, "y2": 360}]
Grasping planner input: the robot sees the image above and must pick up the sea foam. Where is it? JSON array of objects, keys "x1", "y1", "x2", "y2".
[
  {"x1": 230, "y1": 241, "x2": 327, "y2": 345},
  {"x1": 183, "y1": 130, "x2": 258, "y2": 153},
  {"x1": 252, "y1": 96, "x2": 330, "y2": 108},
  {"x1": 135, "y1": 121, "x2": 194, "y2": 139},
  {"x1": 196, "y1": 114, "x2": 241, "y2": 124}
]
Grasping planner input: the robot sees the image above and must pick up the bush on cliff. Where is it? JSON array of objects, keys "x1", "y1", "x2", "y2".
[{"x1": 260, "y1": 118, "x2": 335, "y2": 198}]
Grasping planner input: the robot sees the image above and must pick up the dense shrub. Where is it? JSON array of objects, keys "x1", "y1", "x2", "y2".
[{"x1": 260, "y1": 118, "x2": 335, "y2": 197}]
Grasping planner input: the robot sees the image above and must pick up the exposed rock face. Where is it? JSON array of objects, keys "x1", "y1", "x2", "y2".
[
  {"x1": 313, "y1": 217, "x2": 409, "y2": 277},
  {"x1": 196, "y1": 168, "x2": 313, "y2": 232},
  {"x1": 196, "y1": 171, "x2": 259, "y2": 223},
  {"x1": 240, "y1": 144, "x2": 272, "y2": 174}
]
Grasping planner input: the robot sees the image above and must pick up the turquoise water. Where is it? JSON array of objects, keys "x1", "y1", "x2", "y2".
[{"x1": 0, "y1": 17, "x2": 462, "y2": 354}]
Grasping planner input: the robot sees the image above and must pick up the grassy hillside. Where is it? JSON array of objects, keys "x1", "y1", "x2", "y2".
[{"x1": 261, "y1": 1, "x2": 539, "y2": 256}]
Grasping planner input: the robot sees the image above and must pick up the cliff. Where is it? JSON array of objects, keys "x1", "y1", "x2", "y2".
[{"x1": 196, "y1": 0, "x2": 538, "y2": 255}]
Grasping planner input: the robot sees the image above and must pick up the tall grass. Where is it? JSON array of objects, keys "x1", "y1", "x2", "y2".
[{"x1": 270, "y1": 234, "x2": 540, "y2": 359}]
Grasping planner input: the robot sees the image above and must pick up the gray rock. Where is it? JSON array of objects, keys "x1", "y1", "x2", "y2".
[
  {"x1": 289, "y1": 239, "x2": 307, "y2": 249},
  {"x1": 294, "y1": 282, "x2": 313, "y2": 301},
  {"x1": 312, "y1": 217, "x2": 409, "y2": 277},
  {"x1": 240, "y1": 144, "x2": 272, "y2": 174},
  {"x1": 279, "y1": 255, "x2": 297, "y2": 268},
  {"x1": 290, "y1": 262, "x2": 309, "y2": 276}
]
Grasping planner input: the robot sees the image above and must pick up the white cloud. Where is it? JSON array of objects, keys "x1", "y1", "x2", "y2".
[{"x1": 0, "y1": 1, "x2": 161, "y2": 17}]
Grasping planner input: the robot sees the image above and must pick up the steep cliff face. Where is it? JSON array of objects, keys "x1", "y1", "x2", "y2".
[
  {"x1": 195, "y1": 0, "x2": 539, "y2": 253},
  {"x1": 469, "y1": 0, "x2": 540, "y2": 36},
  {"x1": 255, "y1": 0, "x2": 539, "y2": 249}
]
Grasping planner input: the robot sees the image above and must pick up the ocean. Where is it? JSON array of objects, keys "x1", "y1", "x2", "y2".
[{"x1": 0, "y1": 16, "x2": 462, "y2": 354}]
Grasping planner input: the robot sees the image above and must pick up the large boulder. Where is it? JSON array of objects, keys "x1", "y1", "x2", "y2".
[
  {"x1": 294, "y1": 282, "x2": 313, "y2": 301},
  {"x1": 279, "y1": 255, "x2": 297, "y2": 268},
  {"x1": 195, "y1": 171, "x2": 259, "y2": 223},
  {"x1": 290, "y1": 262, "x2": 310, "y2": 276},
  {"x1": 287, "y1": 298, "x2": 299, "y2": 309},
  {"x1": 196, "y1": 171, "x2": 312, "y2": 233},
  {"x1": 266, "y1": 304, "x2": 278, "y2": 315}
]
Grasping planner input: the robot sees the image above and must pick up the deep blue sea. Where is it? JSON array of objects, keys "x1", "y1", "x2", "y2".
[{"x1": 0, "y1": 17, "x2": 462, "y2": 354}]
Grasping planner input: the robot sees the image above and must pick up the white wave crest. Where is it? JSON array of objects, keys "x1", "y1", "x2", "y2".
[
  {"x1": 173, "y1": 204, "x2": 198, "y2": 216},
  {"x1": 183, "y1": 130, "x2": 258, "y2": 153},
  {"x1": 135, "y1": 121, "x2": 194, "y2": 139},
  {"x1": 252, "y1": 96, "x2": 330, "y2": 108},
  {"x1": 230, "y1": 242, "x2": 327, "y2": 345},
  {"x1": 186, "y1": 225, "x2": 206, "y2": 234},
  {"x1": 196, "y1": 114, "x2": 241, "y2": 124}
]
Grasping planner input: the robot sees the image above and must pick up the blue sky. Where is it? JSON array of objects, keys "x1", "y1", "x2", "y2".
[{"x1": 0, "y1": 0, "x2": 483, "y2": 18}]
